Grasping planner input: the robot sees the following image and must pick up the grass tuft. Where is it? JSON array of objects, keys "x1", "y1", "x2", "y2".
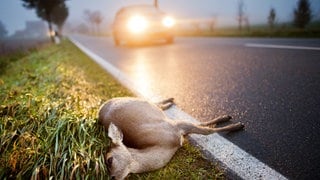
[{"x1": 0, "y1": 40, "x2": 224, "y2": 179}]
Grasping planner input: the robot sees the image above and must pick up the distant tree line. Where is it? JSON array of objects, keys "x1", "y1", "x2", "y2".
[
  {"x1": 238, "y1": 0, "x2": 313, "y2": 32},
  {"x1": 264, "y1": 0, "x2": 312, "y2": 30},
  {"x1": 17, "y1": 0, "x2": 316, "y2": 38},
  {"x1": 267, "y1": 0, "x2": 312, "y2": 30}
]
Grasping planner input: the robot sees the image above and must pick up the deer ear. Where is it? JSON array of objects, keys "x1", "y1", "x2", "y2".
[{"x1": 108, "y1": 123, "x2": 123, "y2": 145}]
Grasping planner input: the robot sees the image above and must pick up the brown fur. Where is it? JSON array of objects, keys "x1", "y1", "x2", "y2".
[{"x1": 99, "y1": 97, "x2": 244, "y2": 179}]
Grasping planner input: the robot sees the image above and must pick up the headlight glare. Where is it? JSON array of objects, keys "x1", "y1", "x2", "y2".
[
  {"x1": 162, "y1": 16, "x2": 175, "y2": 27},
  {"x1": 127, "y1": 15, "x2": 148, "y2": 33}
]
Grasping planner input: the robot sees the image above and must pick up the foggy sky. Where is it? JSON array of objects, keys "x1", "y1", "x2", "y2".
[{"x1": 1, "y1": 0, "x2": 319, "y2": 35}]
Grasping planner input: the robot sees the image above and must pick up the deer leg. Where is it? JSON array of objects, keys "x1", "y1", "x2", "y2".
[
  {"x1": 157, "y1": 98, "x2": 174, "y2": 110},
  {"x1": 157, "y1": 98, "x2": 174, "y2": 105},
  {"x1": 213, "y1": 122, "x2": 244, "y2": 132},
  {"x1": 177, "y1": 121, "x2": 244, "y2": 135},
  {"x1": 200, "y1": 115, "x2": 232, "y2": 126}
]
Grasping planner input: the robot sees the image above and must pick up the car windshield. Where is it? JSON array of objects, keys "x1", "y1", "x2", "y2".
[{"x1": 119, "y1": 6, "x2": 164, "y2": 17}]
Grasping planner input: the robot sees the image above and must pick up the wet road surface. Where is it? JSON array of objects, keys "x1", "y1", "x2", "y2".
[{"x1": 71, "y1": 35, "x2": 320, "y2": 179}]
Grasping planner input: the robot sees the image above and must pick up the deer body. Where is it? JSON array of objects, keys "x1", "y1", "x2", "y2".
[{"x1": 99, "y1": 97, "x2": 243, "y2": 179}]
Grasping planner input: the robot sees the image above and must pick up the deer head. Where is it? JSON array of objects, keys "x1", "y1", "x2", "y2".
[{"x1": 106, "y1": 123, "x2": 132, "y2": 180}]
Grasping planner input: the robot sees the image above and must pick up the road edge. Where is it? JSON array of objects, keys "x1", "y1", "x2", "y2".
[{"x1": 69, "y1": 36, "x2": 287, "y2": 180}]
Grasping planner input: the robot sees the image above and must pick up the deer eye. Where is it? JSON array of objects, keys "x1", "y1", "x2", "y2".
[{"x1": 106, "y1": 156, "x2": 113, "y2": 171}]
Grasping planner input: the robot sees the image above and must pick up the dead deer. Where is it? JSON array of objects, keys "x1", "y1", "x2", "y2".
[{"x1": 98, "y1": 97, "x2": 244, "y2": 179}]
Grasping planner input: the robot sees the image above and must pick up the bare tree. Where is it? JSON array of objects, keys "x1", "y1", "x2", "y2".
[
  {"x1": 268, "y1": 8, "x2": 276, "y2": 30},
  {"x1": 209, "y1": 15, "x2": 217, "y2": 32},
  {"x1": 208, "y1": 20, "x2": 215, "y2": 32},
  {"x1": 92, "y1": 11, "x2": 103, "y2": 35},
  {"x1": 83, "y1": 10, "x2": 103, "y2": 35},
  {"x1": 83, "y1": 10, "x2": 94, "y2": 34},
  {"x1": 191, "y1": 21, "x2": 201, "y2": 33},
  {"x1": 244, "y1": 16, "x2": 250, "y2": 31},
  {"x1": 237, "y1": 0, "x2": 245, "y2": 31}
]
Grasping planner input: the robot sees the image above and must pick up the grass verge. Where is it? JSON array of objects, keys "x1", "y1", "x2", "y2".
[
  {"x1": 175, "y1": 24, "x2": 320, "y2": 38},
  {"x1": 0, "y1": 40, "x2": 224, "y2": 179}
]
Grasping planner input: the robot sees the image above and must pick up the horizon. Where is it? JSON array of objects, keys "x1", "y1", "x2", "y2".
[{"x1": 1, "y1": 0, "x2": 320, "y2": 36}]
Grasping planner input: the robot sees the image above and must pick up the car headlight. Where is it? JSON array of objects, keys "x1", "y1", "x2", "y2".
[
  {"x1": 127, "y1": 15, "x2": 148, "y2": 33},
  {"x1": 162, "y1": 16, "x2": 175, "y2": 28}
]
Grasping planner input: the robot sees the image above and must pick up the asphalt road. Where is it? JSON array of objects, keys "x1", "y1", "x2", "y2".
[{"x1": 71, "y1": 35, "x2": 320, "y2": 179}]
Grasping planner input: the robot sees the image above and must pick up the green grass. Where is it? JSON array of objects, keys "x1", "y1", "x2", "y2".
[
  {"x1": 175, "y1": 22, "x2": 320, "y2": 38},
  {"x1": 176, "y1": 28, "x2": 320, "y2": 38},
  {"x1": 0, "y1": 40, "x2": 224, "y2": 179}
]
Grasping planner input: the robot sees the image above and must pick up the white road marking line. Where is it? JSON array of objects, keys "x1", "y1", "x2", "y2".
[
  {"x1": 245, "y1": 43, "x2": 320, "y2": 51},
  {"x1": 70, "y1": 36, "x2": 288, "y2": 180}
]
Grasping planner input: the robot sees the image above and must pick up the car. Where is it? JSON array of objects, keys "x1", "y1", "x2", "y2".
[{"x1": 112, "y1": 5, "x2": 175, "y2": 46}]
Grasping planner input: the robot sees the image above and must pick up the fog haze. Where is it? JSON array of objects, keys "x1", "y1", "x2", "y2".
[{"x1": 1, "y1": 0, "x2": 319, "y2": 35}]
